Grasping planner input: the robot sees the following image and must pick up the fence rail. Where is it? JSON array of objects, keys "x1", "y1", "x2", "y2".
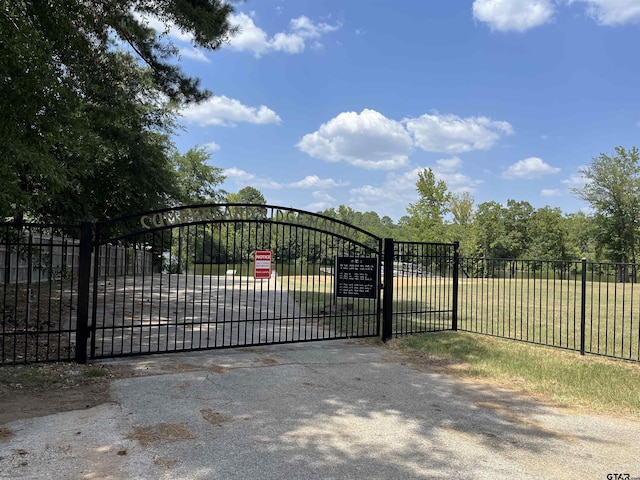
[
  {"x1": 1, "y1": 224, "x2": 82, "y2": 364},
  {"x1": 3, "y1": 217, "x2": 640, "y2": 365},
  {"x1": 1, "y1": 235, "x2": 154, "y2": 285},
  {"x1": 0, "y1": 223, "x2": 155, "y2": 364},
  {"x1": 458, "y1": 257, "x2": 640, "y2": 362},
  {"x1": 383, "y1": 240, "x2": 457, "y2": 338}
]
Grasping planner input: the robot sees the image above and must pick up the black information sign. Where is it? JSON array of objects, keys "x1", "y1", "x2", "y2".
[{"x1": 335, "y1": 256, "x2": 379, "y2": 299}]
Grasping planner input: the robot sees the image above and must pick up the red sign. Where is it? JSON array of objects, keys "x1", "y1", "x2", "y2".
[{"x1": 254, "y1": 250, "x2": 272, "y2": 279}]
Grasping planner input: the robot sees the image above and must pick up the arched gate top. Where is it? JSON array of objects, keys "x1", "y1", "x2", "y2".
[{"x1": 97, "y1": 203, "x2": 381, "y2": 247}]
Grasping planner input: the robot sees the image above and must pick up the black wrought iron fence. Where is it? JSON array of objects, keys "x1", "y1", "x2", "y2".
[
  {"x1": 1, "y1": 223, "x2": 82, "y2": 364},
  {"x1": 382, "y1": 240, "x2": 458, "y2": 339},
  {"x1": 3, "y1": 214, "x2": 640, "y2": 365},
  {"x1": 458, "y1": 257, "x2": 640, "y2": 362}
]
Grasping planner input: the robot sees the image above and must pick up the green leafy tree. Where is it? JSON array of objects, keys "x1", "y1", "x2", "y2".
[
  {"x1": 565, "y1": 211, "x2": 597, "y2": 260},
  {"x1": 501, "y1": 200, "x2": 534, "y2": 259},
  {"x1": 406, "y1": 168, "x2": 451, "y2": 242},
  {"x1": 227, "y1": 187, "x2": 267, "y2": 205},
  {"x1": 472, "y1": 201, "x2": 506, "y2": 258},
  {"x1": 448, "y1": 191, "x2": 475, "y2": 255},
  {"x1": 1, "y1": 0, "x2": 237, "y2": 222},
  {"x1": 223, "y1": 187, "x2": 268, "y2": 264},
  {"x1": 173, "y1": 147, "x2": 226, "y2": 205},
  {"x1": 526, "y1": 206, "x2": 570, "y2": 260},
  {"x1": 572, "y1": 146, "x2": 640, "y2": 265}
]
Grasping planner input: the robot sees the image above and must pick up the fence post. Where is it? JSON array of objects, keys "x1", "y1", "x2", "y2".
[
  {"x1": 382, "y1": 238, "x2": 394, "y2": 342},
  {"x1": 452, "y1": 241, "x2": 459, "y2": 331},
  {"x1": 75, "y1": 222, "x2": 92, "y2": 364},
  {"x1": 580, "y1": 257, "x2": 587, "y2": 356}
]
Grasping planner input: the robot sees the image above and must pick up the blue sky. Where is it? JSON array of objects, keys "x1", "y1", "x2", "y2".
[{"x1": 153, "y1": 0, "x2": 640, "y2": 221}]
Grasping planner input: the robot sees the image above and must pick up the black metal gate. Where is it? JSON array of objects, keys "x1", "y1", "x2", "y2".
[
  {"x1": 89, "y1": 204, "x2": 383, "y2": 359},
  {"x1": 381, "y1": 239, "x2": 459, "y2": 340},
  {"x1": 1, "y1": 206, "x2": 459, "y2": 364}
]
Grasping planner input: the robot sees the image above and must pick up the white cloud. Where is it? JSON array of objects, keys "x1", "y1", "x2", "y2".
[
  {"x1": 203, "y1": 141, "x2": 221, "y2": 152},
  {"x1": 472, "y1": 0, "x2": 556, "y2": 32},
  {"x1": 228, "y1": 13, "x2": 272, "y2": 57},
  {"x1": 270, "y1": 31, "x2": 306, "y2": 54},
  {"x1": 305, "y1": 191, "x2": 338, "y2": 211},
  {"x1": 568, "y1": 0, "x2": 640, "y2": 25},
  {"x1": 290, "y1": 16, "x2": 340, "y2": 38},
  {"x1": 299, "y1": 109, "x2": 513, "y2": 173},
  {"x1": 435, "y1": 157, "x2": 463, "y2": 172},
  {"x1": 348, "y1": 159, "x2": 483, "y2": 218},
  {"x1": 386, "y1": 168, "x2": 428, "y2": 194},
  {"x1": 348, "y1": 185, "x2": 401, "y2": 215},
  {"x1": 287, "y1": 175, "x2": 349, "y2": 189},
  {"x1": 297, "y1": 109, "x2": 413, "y2": 170},
  {"x1": 180, "y1": 95, "x2": 281, "y2": 127},
  {"x1": 437, "y1": 172, "x2": 484, "y2": 192},
  {"x1": 312, "y1": 191, "x2": 337, "y2": 202},
  {"x1": 561, "y1": 168, "x2": 590, "y2": 189},
  {"x1": 404, "y1": 113, "x2": 513, "y2": 153},
  {"x1": 228, "y1": 13, "x2": 340, "y2": 58},
  {"x1": 502, "y1": 157, "x2": 561, "y2": 179},
  {"x1": 541, "y1": 188, "x2": 561, "y2": 196},
  {"x1": 433, "y1": 157, "x2": 484, "y2": 192},
  {"x1": 223, "y1": 167, "x2": 257, "y2": 183},
  {"x1": 223, "y1": 168, "x2": 282, "y2": 190},
  {"x1": 223, "y1": 170, "x2": 348, "y2": 192}
]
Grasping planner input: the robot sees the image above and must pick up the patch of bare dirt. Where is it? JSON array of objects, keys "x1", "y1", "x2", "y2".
[
  {"x1": 0, "y1": 427, "x2": 14, "y2": 441},
  {"x1": 208, "y1": 364, "x2": 229, "y2": 374},
  {"x1": 1, "y1": 283, "x2": 75, "y2": 364},
  {"x1": 126, "y1": 423, "x2": 195, "y2": 447},
  {"x1": 201, "y1": 409, "x2": 231, "y2": 425},
  {"x1": 154, "y1": 457, "x2": 178, "y2": 471},
  {"x1": 0, "y1": 362, "x2": 133, "y2": 425},
  {"x1": 254, "y1": 357, "x2": 279, "y2": 366}
]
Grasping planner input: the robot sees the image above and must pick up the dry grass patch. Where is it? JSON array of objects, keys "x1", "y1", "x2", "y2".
[{"x1": 390, "y1": 331, "x2": 640, "y2": 417}]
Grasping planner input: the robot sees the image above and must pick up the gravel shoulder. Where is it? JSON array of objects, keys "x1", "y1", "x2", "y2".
[{"x1": 1, "y1": 340, "x2": 639, "y2": 479}]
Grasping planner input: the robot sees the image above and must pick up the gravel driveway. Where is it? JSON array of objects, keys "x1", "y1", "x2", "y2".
[{"x1": 1, "y1": 340, "x2": 639, "y2": 479}]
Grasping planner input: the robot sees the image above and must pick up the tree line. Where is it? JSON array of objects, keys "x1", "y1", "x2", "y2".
[{"x1": 319, "y1": 147, "x2": 640, "y2": 264}]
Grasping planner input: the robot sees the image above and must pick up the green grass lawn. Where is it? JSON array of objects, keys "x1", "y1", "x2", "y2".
[
  {"x1": 458, "y1": 277, "x2": 640, "y2": 361},
  {"x1": 283, "y1": 272, "x2": 640, "y2": 362},
  {"x1": 282, "y1": 274, "x2": 379, "y2": 336},
  {"x1": 391, "y1": 331, "x2": 640, "y2": 417}
]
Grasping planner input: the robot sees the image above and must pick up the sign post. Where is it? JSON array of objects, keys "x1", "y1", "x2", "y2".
[{"x1": 254, "y1": 250, "x2": 272, "y2": 279}]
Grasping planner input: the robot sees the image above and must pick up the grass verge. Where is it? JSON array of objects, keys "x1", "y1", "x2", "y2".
[{"x1": 389, "y1": 331, "x2": 640, "y2": 417}]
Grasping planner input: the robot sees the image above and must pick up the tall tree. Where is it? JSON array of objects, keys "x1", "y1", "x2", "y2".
[
  {"x1": 572, "y1": 146, "x2": 640, "y2": 264},
  {"x1": 406, "y1": 168, "x2": 451, "y2": 242},
  {"x1": 527, "y1": 206, "x2": 570, "y2": 260},
  {"x1": 450, "y1": 192, "x2": 475, "y2": 226},
  {"x1": 472, "y1": 201, "x2": 505, "y2": 259},
  {"x1": 501, "y1": 200, "x2": 534, "y2": 259},
  {"x1": 565, "y1": 211, "x2": 597, "y2": 260},
  {"x1": 448, "y1": 192, "x2": 475, "y2": 254},
  {"x1": 227, "y1": 187, "x2": 267, "y2": 205},
  {"x1": 173, "y1": 147, "x2": 226, "y2": 205},
  {"x1": 1, "y1": 0, "x2": 237, "y2": 221}
]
